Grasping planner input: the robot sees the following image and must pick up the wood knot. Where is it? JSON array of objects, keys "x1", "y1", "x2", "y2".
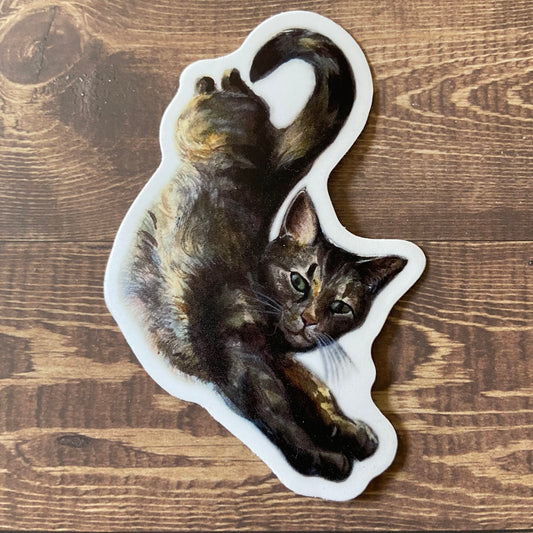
[
  {"x1": 0, "y1": 7, "x2": 82, "y2": 84},
  {"x1": 56, "y1": 433, "x2": 91, "y2": 448}
]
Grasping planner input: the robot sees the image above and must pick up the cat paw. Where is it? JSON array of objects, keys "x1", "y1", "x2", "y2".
[
  {"x1": 287, "y1": 446, "x2": 354, "y2": 482},
  {"x1": 290, "y1": 422, "x2": 378, "y2": 481},
  {"x1": 333, "y1": 418, "x2": 378, "y2": 461}
]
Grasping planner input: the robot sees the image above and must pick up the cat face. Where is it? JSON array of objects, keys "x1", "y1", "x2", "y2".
[{"x1": 259, "y1": 192, "x2": 407, "y2": 350}]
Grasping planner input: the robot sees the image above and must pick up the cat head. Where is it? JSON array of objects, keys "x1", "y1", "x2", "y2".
[{"x1": 258, "y1": 191, "x2": 407, "y2": 350}]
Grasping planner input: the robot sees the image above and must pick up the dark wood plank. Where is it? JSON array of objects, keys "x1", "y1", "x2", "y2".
[
  {"x1": 0, "y1": 241, "x2": 531, "y2": 530},
  {"x1": 0, "y1": 0, "x2": 531, "y2": 242}
]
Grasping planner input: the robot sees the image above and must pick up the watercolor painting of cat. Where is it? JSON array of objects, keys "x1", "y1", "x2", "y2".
[{"x1": 105, "y1": 11, "x2": 425, "y2": 500}]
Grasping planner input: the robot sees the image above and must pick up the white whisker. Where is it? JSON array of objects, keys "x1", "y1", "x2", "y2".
[
  {"x1": 251, "y1": 288, "x2": 283, "y2": 310},
  {"x1": 316, "y1": 332, "x2": 354, "y2": 383},
  {"x1": 316, "y1": 336, "x2": 332, "y2": 382},
  {"x1": 249, "y1": 288, "x2": 283, "y2": 320},
  {"x1": 258, "y1": 300, "x2": 282, "y2": 312}
]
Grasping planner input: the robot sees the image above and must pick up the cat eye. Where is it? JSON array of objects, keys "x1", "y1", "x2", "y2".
[
  {"x1": 290, "y1": 272, "x2": 309, "y2": 294},
  {"x1": 329, "y1": 300, "x2": 353, "y2": 316}
]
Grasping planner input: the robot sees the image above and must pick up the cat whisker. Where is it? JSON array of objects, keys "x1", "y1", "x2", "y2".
[
  {"x1": 251, "y1": 288, "x2": 283, "y2": 311},
  {"x1": 315, "y1": 336, "x2": 329, "y2": 381},
  {"x1": 250, "y1": 299, "x2": 281, "y2": 315},
  {"x1": 264, "y1": 322, "x2": 281, "y2": 337},
  {"x1": 316, "y1": 336, "x2": 335, "y2": 383},
  {"x1": 249, "y1": 293, "x2": 283, "y2": 316},
  {"x1": 316, "y1": 333, "x2": 354, "y2": 384},
  {"x1": 243, "y1": 303, "x2": 280, "y2": 318},
  {"x1": 258, "y1": 300, "x2": 282, "y2": 313},
  {"x1": 325, "y1": 333, "x2": 352, "y2": 372},
  {"x1": 251, "y1": 291, "x2": 278, "y2": 304},
  {"x1": 256, "y1": 309, "x2": 281, "y2": 316},
  {"x1": 323, "y1": 333, "x2": 347, "y2": 361}
]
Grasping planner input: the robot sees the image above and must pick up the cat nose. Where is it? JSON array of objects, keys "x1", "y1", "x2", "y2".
[{"x1": 301, "y1": 309, "x2": 317, "y2": 327}]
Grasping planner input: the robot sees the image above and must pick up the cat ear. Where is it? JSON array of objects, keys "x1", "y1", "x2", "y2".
[
  {"x1": 360, "y1": 256, "x2": 408, "y2": 294},
  {"x1": 281, "y1": 190, "x2": 319, "y2": 245}
]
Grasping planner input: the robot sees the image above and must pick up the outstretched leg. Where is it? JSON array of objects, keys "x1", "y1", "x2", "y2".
[
  {"x1": 213, "y1": 334, "x2": 357, "y2": 481},
  {"x1": 275, "y1": 356, "x2": 378, "y2": 461}
]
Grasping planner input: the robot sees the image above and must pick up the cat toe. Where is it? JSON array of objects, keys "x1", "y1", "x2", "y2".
[
  {"x1": 327, "y1": 418, "x2": 379, "y2": 461},
  {"x1": 318, "y1": 450, "x2": 353, "y2": 481},
  {"x1": 221, "y1": 68, "x2": 250, "y2": 94},
  {"x1": 295, "y1": 449, "x2": 353, "y2": 482},
  {"x1": 281, "y1": 442, "x2": 353, "y2": 481},
  {"x1": 348, "y1": 421, "x2": 379, "y2": 461},
  {"x1": 195, "y1": 76, "x2": 215, "y2": 94}
]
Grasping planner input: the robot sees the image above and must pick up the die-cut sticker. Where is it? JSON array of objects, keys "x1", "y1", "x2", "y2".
[{"x1": 104, "y1": 11, "x2": 426, "y2": 501}]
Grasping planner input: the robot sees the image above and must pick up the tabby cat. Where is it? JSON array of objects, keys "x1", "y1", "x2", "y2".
[{"x1": 128, "y1": 29, "x2": 407, "y2": 481}]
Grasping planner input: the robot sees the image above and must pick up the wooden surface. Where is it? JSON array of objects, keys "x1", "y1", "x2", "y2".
[{"x1": 0, "y1": 0, "x2": 531, "y2": 530}]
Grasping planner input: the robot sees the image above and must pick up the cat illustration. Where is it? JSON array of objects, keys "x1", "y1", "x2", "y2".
[{"x1": 126, "y1": 29, "x2": 407, "y2": 481}]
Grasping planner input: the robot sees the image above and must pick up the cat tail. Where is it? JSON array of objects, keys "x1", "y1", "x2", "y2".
[{"x1": 250, "y1": 29, "x2": 355, "y2": 177}]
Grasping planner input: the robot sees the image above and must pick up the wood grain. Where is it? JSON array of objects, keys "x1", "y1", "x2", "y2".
[{"x1": 0, "y1": 0, "x2": 531, "y2": 530}]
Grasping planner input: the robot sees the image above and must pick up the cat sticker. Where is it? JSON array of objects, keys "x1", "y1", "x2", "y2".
[{"x1": 104, "y1": 11, "x2": 426, "y2": 500}]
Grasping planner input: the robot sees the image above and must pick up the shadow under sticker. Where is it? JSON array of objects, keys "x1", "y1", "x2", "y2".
[{"x1": 104, "y1": 11, "x2": 426, "y2": 500}]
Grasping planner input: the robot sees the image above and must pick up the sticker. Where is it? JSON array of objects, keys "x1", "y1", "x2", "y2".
[{"x1": 104, "y1": 11, "x2": 426, "y2": 500}]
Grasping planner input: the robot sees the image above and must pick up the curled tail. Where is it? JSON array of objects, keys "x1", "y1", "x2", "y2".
[{"x1": 250, "y1": 29, "x2": 356, "y2": 176}]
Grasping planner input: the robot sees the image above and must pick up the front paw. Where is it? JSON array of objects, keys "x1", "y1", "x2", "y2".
[
  {"x1": 332, "y1": 418, "x2": 378, "y2": 461},
  {"x1": 283, "y1": 444, "x2": 354, "y2": 482}
]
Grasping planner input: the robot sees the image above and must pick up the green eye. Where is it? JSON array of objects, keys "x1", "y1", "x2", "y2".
[
  {"x1": 329, "y1": 300, "x2": 353, "y2": 315},
  {"x1": 290, "y1": 272, "x2": 308, "y2": 293}
]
